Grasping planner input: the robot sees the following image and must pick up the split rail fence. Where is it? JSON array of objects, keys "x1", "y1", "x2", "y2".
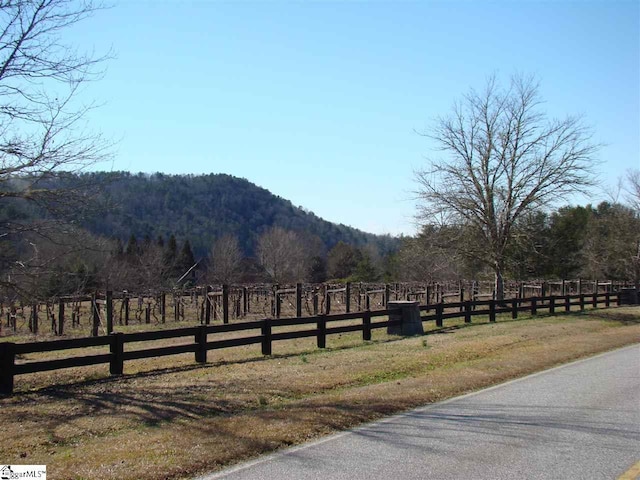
[{"x1": 0, "y1": 291, "x2": 625, "y2": 394}]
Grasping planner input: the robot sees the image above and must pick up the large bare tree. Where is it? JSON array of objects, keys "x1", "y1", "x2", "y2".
[
  {"x1": 256, "y1": 227, "x2": 306, "y2": 284},
  {"x1": 416, "y1": 74, "x2": 599, "y2": 299},
  {"x1": 209, "y1": 234, "x2": 244, "y2": 284},
  {"x1": 0, "y1": 1, "x2": 111, "y2": 299}
]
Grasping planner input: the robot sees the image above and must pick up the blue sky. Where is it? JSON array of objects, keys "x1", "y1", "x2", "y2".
[{"x1": 71, "y1": 0, "x2": 639, "y2": 236}]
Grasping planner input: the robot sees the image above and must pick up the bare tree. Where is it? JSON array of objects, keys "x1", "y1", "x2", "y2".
[
  {"x1": 416, "y1": 74, "x2": 599, "y2": 299},
  {"x1": 0, "y1": 1, "x2": 111, "y2": 299},
  {"x1": 209, "y1": 234, "x2": 243, "y2": 284},
  {"x1": 256, "y1": 227, "x2": 305, "y2": 284}
]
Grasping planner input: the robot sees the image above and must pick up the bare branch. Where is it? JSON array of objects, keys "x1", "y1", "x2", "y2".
[{"x1": 0, "y1": 0, "x2": 112, "y2": 300}]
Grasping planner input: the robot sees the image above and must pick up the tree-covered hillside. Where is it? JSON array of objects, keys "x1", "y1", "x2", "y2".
[{"x1": 71, "y1": 172, "x2": 399, "y2": 257}]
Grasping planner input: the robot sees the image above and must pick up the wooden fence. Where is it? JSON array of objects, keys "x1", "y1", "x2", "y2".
[
  {"x1": 2, "y1": 279, "x2": 629, "y2": 338},
  {"x1": 0, "y1": 291, "x2": 622, "y2": 395}
]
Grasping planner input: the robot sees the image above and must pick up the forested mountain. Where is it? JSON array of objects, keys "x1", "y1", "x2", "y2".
[{"x1": 67, "y1": 171, "x2": 399, "y2": 257}]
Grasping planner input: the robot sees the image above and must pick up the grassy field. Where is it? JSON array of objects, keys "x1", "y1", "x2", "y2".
[{"x1": 0, "y1": 306, "x2": 638, "y2": 480}]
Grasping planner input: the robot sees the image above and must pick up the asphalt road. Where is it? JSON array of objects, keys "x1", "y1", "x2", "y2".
[{"x1": 199, "y1": 345, "x2": 640, "y2": 480}]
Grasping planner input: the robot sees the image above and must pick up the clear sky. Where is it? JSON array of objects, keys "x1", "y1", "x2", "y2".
[{"x1": 71, "y1": 0, "x2": 639, "y2": 236}]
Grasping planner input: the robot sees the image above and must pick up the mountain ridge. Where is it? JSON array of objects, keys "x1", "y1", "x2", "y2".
[{"x1": 73, "y1": 171, "x2": 400, "y2": 257}]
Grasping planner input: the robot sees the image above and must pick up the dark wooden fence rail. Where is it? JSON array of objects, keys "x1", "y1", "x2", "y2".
[{"x1": 0, "y1": 291, "x2": 622, "y2": 395}]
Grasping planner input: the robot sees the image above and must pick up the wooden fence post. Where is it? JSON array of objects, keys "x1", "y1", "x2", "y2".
[
  {"x1": 195, "y1": 325, "x2": 207, "y2": 363},
  {"x1": 363, "y1": 310, "x2": 371, "y2": 341},
  {"x1": 592, "y1": 292, "x2": 597, "y2": 308},
  {"x1": 110, "y1": 333, "x2": 124, "y2": 375},
  {"x1": 124, "y1": 294, "x2": 129, "y2": 325},
  {"x1": 464, "y1": 300, "x2": 472, "y2": 323},
  {"x1": 145, "y1": 303, "x2": 151, "y2": 324},
  {"x1": 459, "y1": 287, "x2": 465, "y2": 312},
  {"x1": 605, "y1": 292, "x2": 611, "y2": 307},
  {"x1": 317, "y1": 314, "x2": 327, "y2": 349},
  {"x1": 275, "y1": 289, "x2": 281, "y2": 318},
  {"x1": 436, "y1": 303, "x2": 444, "y2": 328},
  {"x1": 106, "y1": 291, "x2": 113, "y2": 334},
  {"x1": 313, "y1": 289, "x2": 319, "y2": 315},
  {"x1": 222, "y1": 284, "x2": 229, "y2": 324},
  {"x1": 511, "y1": 298, "x2": 518, "y2": 319},
  {"x1": 161, "y1": 293, "x2": 166, "y2": 323},
  {"x1": 243, "y1": 287, "x2": 249, "y2": 316},
  {"x1": 296, "y1": 283, "x2": 302, "y2": 318},
  {"x1": 0, "y1": 342, "x2": 15, "y2": 395},
  {"x1": 489, "y1": 299, "x2": 496, "y2": 322},
  {"x1": 531, "y1": 298, "x2": 537, "y2": 316},
  {"x1": 31, "y1": 304, "x2": 38, "y2": 335},
  {"x1": 271, "y1": 285, "x2": 277, "y2": 317},
  {"x1": 205, "y1": 286, "x2": 211, "y2": 325},
  {"x1": 345, "y1": 282, "x2": 351, "y2": 314},
  {"x1": 384, "y1": 284, "x2": 390, "y2": 306},
  {"x1": 92, "y1": 295, "x2": 99, "y2": 337},
  {"x1": 580, "y1": 294, "x2": 585, "y2": 311},
  {"x1": 549, "y1": 296, "x2": 555, "y2": 315},
  {"x1": 262, "y1": 318, "x2": 272, "y2": 356},
  {"x1": 325, "y1": 290, "x2": 331, "y2": 315},
  {"x1": 565, "y1": 294, "x2": 571, "y2": 312},
  {"x1": 58, "y1": 300, "x2": 65, "y2": 336},
  {"x1": 49, "y1": 303, "x2": 56, "y2": 334}
]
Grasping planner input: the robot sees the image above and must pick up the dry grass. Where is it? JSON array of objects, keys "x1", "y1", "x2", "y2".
[{"x1": 0, "y1": 307, "x2": 638, "y2": 480}]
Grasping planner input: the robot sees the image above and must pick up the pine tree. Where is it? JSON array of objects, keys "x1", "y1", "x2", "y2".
[
  {"x1": 163, "y1": 234, "x2": 178, "y2": 278},
  {"x1": 175, "y1": 239, "x2": 196, "y2": 284},
  {"x1": 125, "y1": 234, "x2": 139, "y2": 257},
  {"x1": 178, "y1": 240, "x2": 196, "y2": 272}
]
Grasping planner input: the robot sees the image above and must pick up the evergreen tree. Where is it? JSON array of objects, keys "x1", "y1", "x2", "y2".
[
  {"x1": 164, "y1": 234, "x2": 177, "y2": 264},
  {"x1": 308, "y1": 256, "x2": 328, "y2": 283},
  {"x1": 125, "y1": 234, "x2": 139, "y2": 257},
  {"x1": 327, "y1": 242, "x2": 362, "y2": 279},
  {"x1": 113, "y1": 237, "x2": 124, "y2": 257},
  {"x1": 352, "y1": 253, "x2": 380, "y2": 282},
  {"x1": 177, "y1": 239, "x2": 196, "y2": 274},
  {"x1": 142, "y1": 234, "x2": 152, "y2": 251}
]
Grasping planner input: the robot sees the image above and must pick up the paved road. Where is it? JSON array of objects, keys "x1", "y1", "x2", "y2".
[{"x1": 199, "y1": 345, "x2": 640, "y2": 480}]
